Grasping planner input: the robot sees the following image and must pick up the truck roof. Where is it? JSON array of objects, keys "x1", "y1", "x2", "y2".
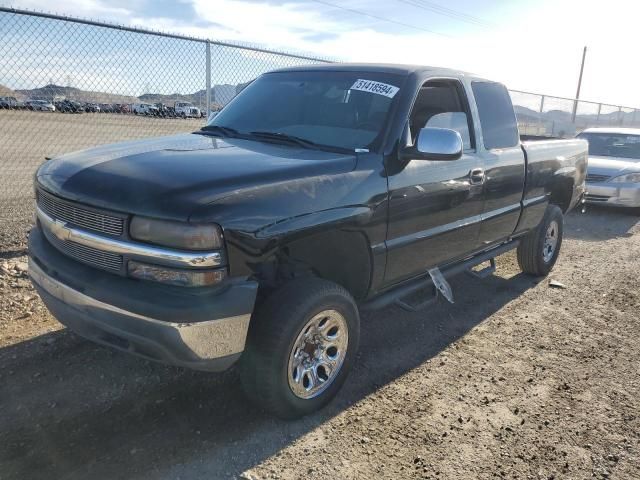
[
  {"x1": 271, "y1": 63, "x2": 488, "y2": 81},
  {"x1": 581, "y1": 127, "x2": 640, "y2": 136}
]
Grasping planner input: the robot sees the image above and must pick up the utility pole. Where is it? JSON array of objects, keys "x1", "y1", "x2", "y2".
[{"x1": 571, "y1": 46, "x2": 587, "y2": 123}]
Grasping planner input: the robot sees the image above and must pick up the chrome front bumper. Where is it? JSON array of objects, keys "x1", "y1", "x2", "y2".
[
  {"x1": 28, "y1": 227, "x2": 257, "y2": 371},
  {"x1": 585, "y1": 182, "x2": 640, "y2": 208}
]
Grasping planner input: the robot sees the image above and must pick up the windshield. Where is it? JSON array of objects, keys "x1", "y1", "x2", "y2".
[
  {"x1": 206, "y1": 71, "x2": 404, "y2": 151},
  {"x1": 578, "y1": 132, "x2": 640, "y2": 160}
]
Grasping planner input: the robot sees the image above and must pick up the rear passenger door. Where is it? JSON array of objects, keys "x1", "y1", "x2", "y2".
[{"x1": 471, "y1": 82, "x2": 527, "y2": 246}]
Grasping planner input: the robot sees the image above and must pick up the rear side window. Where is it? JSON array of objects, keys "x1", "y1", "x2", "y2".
[{"x1": 472, "y1": 82, "x2": 519, "y2": 150}]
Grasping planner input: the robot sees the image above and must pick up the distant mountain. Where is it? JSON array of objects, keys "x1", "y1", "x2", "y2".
[
  {"x1": 16, "y1": 84, "x2": 137, "y2": 103},
  {"x1": 514, "y1": 103, "x2": 637, "y2": 130},
  {"x1": 187, "y1": 84, "x2": 237, "y2": 108},
  {"x1": 13, "y1": 82, "x2": 638, "y2": 127},
  {"x1": 0, "y1": 84, "x2": 23, "y2": 99},
  {"x1": 138, "y1": 92, "x2": 194, "y2": 105},
  {"x1": 513, "y1": 105, "x2": 541, "y2": 122},
  {"x1": 140, "y1": 84, "x2": 238, "y2": 110}
]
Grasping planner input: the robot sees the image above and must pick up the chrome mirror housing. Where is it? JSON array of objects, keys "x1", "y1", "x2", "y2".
[{"x1": 415, "y1": 127, "x2": 463, "y2": 161}]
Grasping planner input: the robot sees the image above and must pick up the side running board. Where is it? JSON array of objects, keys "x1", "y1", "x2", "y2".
[
  {"x1": 428, "y1": 268, "x2": 454, "y2": 303},
  {"x1": 361, "y1": 239, "x2": 520, "y2": 313},
  {"x1": 465, "y1": 258, "x2": 496, "y2": 279}
]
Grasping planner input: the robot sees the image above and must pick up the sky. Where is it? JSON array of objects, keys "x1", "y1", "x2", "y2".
[{"x1": 2, "y1": 0, "x2": 640, "y2": 107}]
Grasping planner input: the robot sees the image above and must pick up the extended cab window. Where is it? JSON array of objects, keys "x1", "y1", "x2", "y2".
[
  {"x1": 472, "y1": 81, "x2": 519, "y2": 150},
  {"x1": 409, "y1": 80, "x2": 474, "y2": 151},
  {"x1": 208, "y1": 71, "x2": 404, "y2": 151}
]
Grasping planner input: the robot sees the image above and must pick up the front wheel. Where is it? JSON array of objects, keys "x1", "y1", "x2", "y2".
[
  {"x1": 240, "y1": 277, "x2": 360, "y2": 419},
  {"x1": 517, "y1": 204, "x2": 564, "y2": 276}
]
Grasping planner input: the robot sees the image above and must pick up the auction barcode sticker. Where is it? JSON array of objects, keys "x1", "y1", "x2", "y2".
[{"x1": 350, "y1": 79, "x2": 399, "y2": 98}]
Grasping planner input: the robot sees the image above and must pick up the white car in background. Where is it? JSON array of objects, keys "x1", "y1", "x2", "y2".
[
  {"x1": 578, "y1": 127, "x2": 640, "y2": 210},
  {"x1": 132, "y1": 103, "x2": 159, "y2": 115},
  {"x1": 174, "y1": 101, "x2": 201, "y2": 118},
  {"x1": 26, "y1": 100, "x2": 55, "y2": 112}
]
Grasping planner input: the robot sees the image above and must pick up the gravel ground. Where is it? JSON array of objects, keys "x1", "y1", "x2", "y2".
[
  {"x1": 0, "y1": 110, "x2": 203, "y2": 250},
  {"x1": 0, "y1": 206, "x2": 639, "y2": 480}
]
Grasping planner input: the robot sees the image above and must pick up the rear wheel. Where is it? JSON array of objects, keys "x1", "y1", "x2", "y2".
[
  {"x1": 240, "y1": 277, "x2": 360, "y2": 419},
  {"x1": 624, "y1": 207, "x2": 640, "y2": 216},
  {"x1": 517, "y1": 204, "x2": 564, "y2": 276}
]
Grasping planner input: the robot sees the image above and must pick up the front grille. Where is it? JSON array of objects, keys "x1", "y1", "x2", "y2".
[
  {"x1": 42, "y1": 225, "x2": 124, "y2": 272},
  {"x1": 586, "y1": 173, "x2": 611, "y2": 183},
  {"x1": 585, "y1": 194, "x2": 610, "y2": 202},
  {"x1": 36, "y1": 189, "x2": 125, "y2": 237}
]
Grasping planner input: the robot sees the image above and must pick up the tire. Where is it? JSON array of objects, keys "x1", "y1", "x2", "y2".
[
  {"x1": 240, "y1": 277, "x2": 360, "y2": 419},
  {"x1": 517, "y1": 204, "x2": 564, "y2": 276},
  {"x1": 624, "y1": 207, "x2": 640, "y2": 216}
]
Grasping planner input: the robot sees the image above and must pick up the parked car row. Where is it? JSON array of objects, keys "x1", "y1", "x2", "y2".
[{"x1": 0, "y1": 96, "x2": 207, "y2": 118}]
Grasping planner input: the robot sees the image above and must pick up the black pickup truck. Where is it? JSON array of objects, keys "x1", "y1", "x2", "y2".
[{"x1": 29, "y1": 64, "x2": 587, "y2": 418}]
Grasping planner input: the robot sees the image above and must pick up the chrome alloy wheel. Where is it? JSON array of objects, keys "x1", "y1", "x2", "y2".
[
  {"x1": 287, "y1": 309, "x2": 349, "y2": 399},
  {"x1": 543, "y1": 220, "x2": 559, "y2": 263}
]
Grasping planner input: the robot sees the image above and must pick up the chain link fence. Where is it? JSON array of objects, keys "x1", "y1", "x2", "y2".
[
  {"x1": 0, "y1": 7, "x2": 331, "y2": 249},
  {"x1": 1, "y1": 7, "x2": 639, "y2": 250},
  {"x1": 510, "y1": 89, "x2": 640, "y2": 138}
]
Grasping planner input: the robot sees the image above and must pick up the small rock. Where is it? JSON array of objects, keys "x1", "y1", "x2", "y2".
[
  {"x1": 549, "y1": 279, "x2": 567, "y2": 289},
  {"x1": 14, "y1": 262, "x2": 28, "y2": 273}
]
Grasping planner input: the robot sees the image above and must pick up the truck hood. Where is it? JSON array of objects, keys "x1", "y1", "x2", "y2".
[
  {"x1": 37, "y1": 133, "x2": 358, "y2": 221},
  {"x1": 587, "y1": 155, "x2": 640, "y2": 179}
]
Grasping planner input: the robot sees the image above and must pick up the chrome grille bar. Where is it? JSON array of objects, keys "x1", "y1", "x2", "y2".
[
  {"x1": 37, "y1": 206, "x2": 223, "y2": 268},
  {"x1": 43, "y1": 226, "x2": 123, "y2": 272},
  {"x1": 586, "y1": 173, "x2": 611, "y2": 183}
]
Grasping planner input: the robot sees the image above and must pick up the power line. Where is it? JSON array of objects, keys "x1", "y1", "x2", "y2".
[
  {"x1": 308, "y1": 0, "x2": 451, "y2": 37},
  {"x1": 397, "y1": 0, "x2": 494, "y2": 28},
  {"x1": 405, "y1": 0, "x2": 493, "y2": 27}
]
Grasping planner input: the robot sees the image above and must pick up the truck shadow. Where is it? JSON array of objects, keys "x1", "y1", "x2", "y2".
[
  {"x1": 0, "y1": 270, "x2": 540, "y2": 480},
  {"x1": 565, "y1": 206, "x2": 639, "y2": 242}
]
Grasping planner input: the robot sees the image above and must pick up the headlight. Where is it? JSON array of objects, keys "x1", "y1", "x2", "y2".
[
  {"x1": 610, "y1": 172, "x2": 640, "y2": 183},
  {"x1": 128, "y1": 260, "x2": 226, "y2": 287},
  {"x1": 130, "y1": 216, "x2": 223, "y2": 250}
]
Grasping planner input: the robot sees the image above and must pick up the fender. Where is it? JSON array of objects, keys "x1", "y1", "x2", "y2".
[{"x1": 225, "y1": 206, "x2": 379, "y2": 300}]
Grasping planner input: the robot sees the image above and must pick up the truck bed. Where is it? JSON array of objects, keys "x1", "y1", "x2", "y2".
[{"x1": 520, "y1": 137, "x2": 588, "y2": 223}]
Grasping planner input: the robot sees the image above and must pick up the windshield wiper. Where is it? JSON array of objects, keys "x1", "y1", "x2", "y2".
[
  {"x1": 248, "y1": 131, "x2": 317, "y2": 148},
  {"x1": 247, "y1": 131, "x2": 351, "y2": 153},
  {"x1": 198, "y1": 125, "x2": 239, "y2": 137}
]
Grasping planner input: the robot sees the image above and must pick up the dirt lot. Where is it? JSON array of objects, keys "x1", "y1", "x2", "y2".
[
  {"x1": 0, "y1": 206, "x2": 639, "y2": 480},
  {"x1": 0, "y1": 110, "x2": 202, "y2": 250}
]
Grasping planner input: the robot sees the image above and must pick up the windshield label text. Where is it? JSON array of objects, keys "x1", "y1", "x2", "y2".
[{"x1": 350, "y1": 79, "x2": 399, "y2": 98}]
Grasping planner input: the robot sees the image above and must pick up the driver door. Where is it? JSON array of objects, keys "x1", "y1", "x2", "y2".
[{"x1": 384, "y1": 79, "x2": 484, "y2": 285}]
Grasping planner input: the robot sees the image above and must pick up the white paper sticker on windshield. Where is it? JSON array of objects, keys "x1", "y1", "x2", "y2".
[{"x1": 350, "y1": 79, "x2": 399, "y2": 98}]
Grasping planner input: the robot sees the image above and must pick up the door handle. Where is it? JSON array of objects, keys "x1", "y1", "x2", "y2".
[{"x1": 469, "y1": 168, "x2": 485, "y2": 185}]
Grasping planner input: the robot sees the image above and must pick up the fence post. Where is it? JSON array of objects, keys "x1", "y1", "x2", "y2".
[
  {"x1": 205, "y1": 41, "x2": 211, "y2": 120},
  {"x1": 538, "y1": 95, "x2": 545, "y2": 136},
  {"x1": 618, "y1": 106, "x2": 623, "y2": 126},
  {"x1": 596, "y1": 104, "x2": 601, "y2": 125}
]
